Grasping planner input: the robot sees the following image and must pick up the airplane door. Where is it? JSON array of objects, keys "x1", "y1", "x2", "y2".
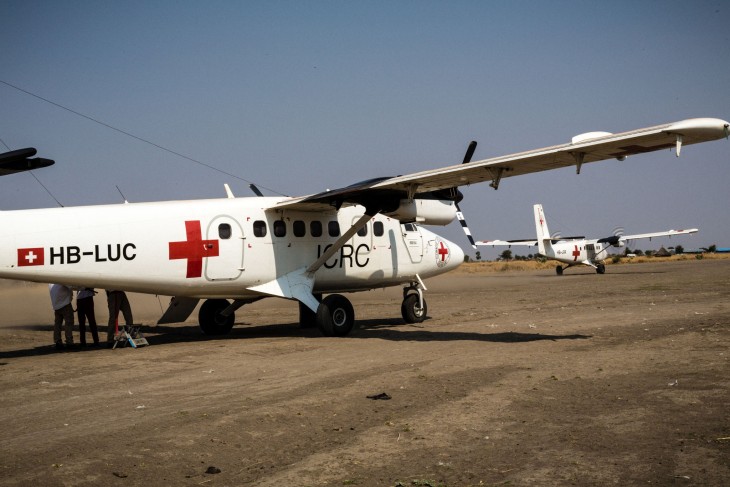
[
  {"x1": 205, "y1": 216, "x2": 244, "y2": 281},
  {"x1": 401, "y1": 223, "x2": 423, "y2": 263},
  {"x1": 586, "y1": 243, "x2": 596, "y2": 260}
]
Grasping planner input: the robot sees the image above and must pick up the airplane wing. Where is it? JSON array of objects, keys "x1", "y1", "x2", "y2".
[
  {"x1": 0, "y1": 148, "x2": 55, "y2": 176},
  {"x1": 277, "y1": 117, "x2": 728, "y2": 212},
  {"x1": 618, "y1": 228, "x2": 698, "y2": 242},
  {"x1": 475, "y1": 239, "x2": 538, "y2": 247}
]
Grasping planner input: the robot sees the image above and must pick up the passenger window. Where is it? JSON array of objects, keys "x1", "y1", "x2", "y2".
[
  {"x1": 274, "y1": 220, "x2": 286, "y2": 237},
  {"x1": 373, "y1": 221, "x2": 384, "y2": 237},
  {"x1": 328, "y1": 221, "x2": 340, "y2": 237},
  {"x1": 293, "y1": 220, "x2": 305, "y2": 237},
  {"x1": 310, "y1": 221, "x2": 323, "y2": 237},
  {"x1": 357, "y1": 224, "x2": 367, "y2": 237},
  {"x1": 218, "y1": 223, "x2": 232, "y2": 239},
  {"x1": 253, "y1": 221, "x2": 267, "y2": 238}
]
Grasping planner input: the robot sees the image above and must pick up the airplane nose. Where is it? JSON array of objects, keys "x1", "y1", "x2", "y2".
[
  {"x1": 440, "y1": 237, "x2": 464, "y2": 271},
  {"x1": 448, "y1": 240, "x2": 465, "y2": 269}
]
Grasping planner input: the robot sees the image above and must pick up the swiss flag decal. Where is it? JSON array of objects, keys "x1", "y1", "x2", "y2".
[{"x1": 18, "y1": 248, "x2": 44, "y2": 266}]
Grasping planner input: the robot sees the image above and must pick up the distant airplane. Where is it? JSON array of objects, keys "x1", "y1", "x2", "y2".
[
  {"x1": 0, "y1": 117, "x2": 726, "y2": 336},
  {"x1": 0, "y1": 147, "x2": 54, "y2": 176},
  {"x1": 477, "y1": 204, "x2": 698, "y2": 275}
]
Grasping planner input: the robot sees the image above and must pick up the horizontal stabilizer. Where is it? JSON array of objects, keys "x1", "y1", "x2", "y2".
[
  {"x1": 0, "y1": 147, "x2": 55, "y2": 176},
  {"x1": 475, "y1": 239, "x2": 537, "y2": 247}
]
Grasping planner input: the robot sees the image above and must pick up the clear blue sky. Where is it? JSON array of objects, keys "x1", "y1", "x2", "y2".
[{"x1": 1, "y1": 1, "x2": 728, "y2": 258}]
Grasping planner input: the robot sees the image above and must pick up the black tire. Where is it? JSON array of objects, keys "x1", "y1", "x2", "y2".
[
  {"x1": 401, "y1": 293, "x2": 427, "y2": 323},
  {"x1": 556, "y1": 265, "x2": 563, "y2": 276},
  {"x1": 198, "y1": 299, "x2": 235, "y2": 336},
  {"x1": 316, "y1": 294, "x2": 354, "y2": 337},
  {"x1": 596, "y1": 264, "x2": 606, "y2": 274}
]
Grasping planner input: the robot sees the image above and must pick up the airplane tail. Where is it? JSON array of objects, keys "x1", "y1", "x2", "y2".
[{"x1": 534, "y1": 204, "x2": 551, "y2": 255}]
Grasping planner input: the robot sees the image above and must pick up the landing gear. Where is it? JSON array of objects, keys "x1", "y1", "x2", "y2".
[
  {"x1": 596, "y1": 263, "x2": 606, "y2": 274},
  {"x1": 556, "y1": 265, "x2": 564, "y2": 276},
  {"x1": 316, "y1": 294, "x2": 355, "y2": 337},
  {"x1": 299, "y1": 294, "x2": 322, "y2": 328},
  {"x1": 198, "y1": 299, "x2": 235, "y2": 336},
  {"x1": 401, "y1": 279, "x2": 427, "y2": 323},
  {"x1": 401, "y1": 293, "x2": 427, "y2": 323}
]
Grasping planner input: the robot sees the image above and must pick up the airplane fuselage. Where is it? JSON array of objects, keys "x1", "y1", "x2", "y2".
[
  {"x1": 543, "y1": 240, "x2": 607, "y2": 267},
  {"x1": 0, "y1": 197, "x2": 463, "y2": 299}
]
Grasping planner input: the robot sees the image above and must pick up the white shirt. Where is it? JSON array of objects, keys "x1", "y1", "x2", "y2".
[{"x1": 49, "y1": 284, "x2": 72, "y2": 311}]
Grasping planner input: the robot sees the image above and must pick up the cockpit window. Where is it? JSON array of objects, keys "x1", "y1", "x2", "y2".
[{"x1": 373, "y1": 221, "x2": 384, "y2": 237}]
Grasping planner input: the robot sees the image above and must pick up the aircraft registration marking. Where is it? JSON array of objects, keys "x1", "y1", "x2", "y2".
[{"x1": 17, "y1": 244, "x2": 136, "y2": 266}]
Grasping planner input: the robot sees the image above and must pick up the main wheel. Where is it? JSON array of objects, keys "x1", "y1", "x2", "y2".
[
  {"x1": 198, "y1": 299, "x2": 235, "y2": 336},
  {"x1": 401, "y1": 293, "x2": 427, "y2": 323},
  {"x1": 556, "y1": 265, "x2": 564, "y2": 276},
  {"x1": 596, "y1": 263, "x2": 606, "y2": 274},
  {"x1": 316, "y1": 294, "x2": 354, "y2": 337}
]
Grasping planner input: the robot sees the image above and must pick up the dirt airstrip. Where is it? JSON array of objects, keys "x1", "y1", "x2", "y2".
[{"x1": 0, "y1": 258, "x2": 728, "y2": 486}]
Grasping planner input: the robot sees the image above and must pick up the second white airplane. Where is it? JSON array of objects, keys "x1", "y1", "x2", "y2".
[{"x1": 477, "y1": 204, "x2": 698, "y2": 275}]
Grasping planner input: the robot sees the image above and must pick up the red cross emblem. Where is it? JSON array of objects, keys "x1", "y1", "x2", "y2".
[
  {"x1": 436, "y1": 240, "x2": 450, "y2": 267},
  {"x1": 169, "y1": 221, "x2": 219, "y2": 278},
  {"x1": 572, "y1": 245, "x2": 580, "y2": 261}
]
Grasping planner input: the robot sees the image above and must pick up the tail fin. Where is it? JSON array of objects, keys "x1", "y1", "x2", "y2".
[{"x1": 534, "y1": 204, "x2": 551, "y2": 255}]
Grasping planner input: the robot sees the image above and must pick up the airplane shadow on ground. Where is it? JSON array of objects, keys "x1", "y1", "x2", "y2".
[{"x1": 0, "y1": 319, "x2": 591, "y2": 360}]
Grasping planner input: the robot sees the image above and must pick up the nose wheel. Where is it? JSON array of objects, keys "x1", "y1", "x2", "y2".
[
  {"x1": 401, "y1": 293, "x2": 427, "y2": 323},
  {"x1": 401, "y1": 278, "x2": 428, "y2": 323}
]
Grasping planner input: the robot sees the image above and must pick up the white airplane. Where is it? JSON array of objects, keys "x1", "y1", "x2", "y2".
[
  {"x1": 477, "y1": 203, "x2": 698, "y2": 275},
  {"x1": 0, "y1": 117, "x2": 727, "y2": 336}
]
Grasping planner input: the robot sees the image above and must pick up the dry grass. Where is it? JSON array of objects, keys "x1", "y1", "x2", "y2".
[{"x1": 457, "y1": 252, "x2": 730, "y2": 274}]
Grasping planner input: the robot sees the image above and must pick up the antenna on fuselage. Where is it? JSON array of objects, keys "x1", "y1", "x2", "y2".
[{"x1": 116, "y1": 185, "x2": 129, "y2": 204}]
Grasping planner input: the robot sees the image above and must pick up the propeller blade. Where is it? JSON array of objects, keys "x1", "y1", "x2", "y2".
[
  {"x1": 452, "y1": 141, "x2": 479, "y2": 248},
  {"x1": 462, "y1": 141, "x2": 477, "y2": 164},
  {"x1": 455, "y1": 202, "x2": 476, "y2": 249}
]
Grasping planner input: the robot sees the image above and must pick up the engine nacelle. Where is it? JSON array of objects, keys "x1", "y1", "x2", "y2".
[{"x1": 383, "y1": 199, "x2": 457, "y2": 226}]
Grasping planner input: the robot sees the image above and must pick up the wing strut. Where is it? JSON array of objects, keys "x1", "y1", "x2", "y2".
[
  {"x1": 247, "y1": 208, "x2": 379, "y2": 313},
  {"x1": 307, "y1": 211, "x2": 376, "y2": 274}
]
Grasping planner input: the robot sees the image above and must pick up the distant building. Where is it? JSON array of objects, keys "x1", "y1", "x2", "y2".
[{"x1": 654, "y1": 246, "x2": 671, "y2": 257}]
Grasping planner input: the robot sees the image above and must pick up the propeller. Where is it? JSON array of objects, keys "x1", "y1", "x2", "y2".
[
  {"x1": 455, "y1": 141, "x2": 478, "y2": 249},
  {"x1": 597, "y1": 227, "x2": 625, "y2": 246}
]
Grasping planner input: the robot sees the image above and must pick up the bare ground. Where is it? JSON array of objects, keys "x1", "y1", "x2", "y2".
[{"x1": 0, "y1": 259, "x2": 728, "y2": 486}]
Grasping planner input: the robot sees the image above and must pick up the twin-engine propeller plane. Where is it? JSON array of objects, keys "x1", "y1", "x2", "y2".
[
  {"x1": 0, "y1": 117, "x2": 727, "y2": 336},
  {"x1": 477, "y1": 204, "x2": 698, "y2": 275}
]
